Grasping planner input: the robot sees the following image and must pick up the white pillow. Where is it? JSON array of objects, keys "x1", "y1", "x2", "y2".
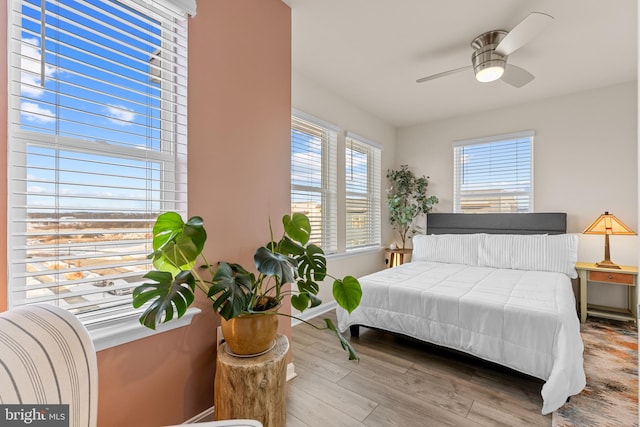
[
  {"x1": 511, "y1": 233, "x2": 579, "y2": 278},
  {"x1": 432, "y1": 233, "x2": 483, "y2": 266},
  {"x1": 411, "y1": 234, "x2": 438, "y2": 261},
  {"x1": 545, "y1": 233, "x2": 579, "y2": 278},
  {"x1": 414, "y1": 232, "x2": 578, "y2": 278},
  {"x1": 479, "y1": 233, "x2": 578, "y2": 278},
  {"x1": 478, "y1": 234, "x2": 517, "y2": 269},
  {"x1": 510, "y1": 234, "x2": 549, "y2": 271},
  {"x1": 412, "y1": 234, "x2": 482, "y2": 265}
]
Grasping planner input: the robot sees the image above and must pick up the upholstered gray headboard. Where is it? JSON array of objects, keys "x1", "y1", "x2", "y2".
[{"x1": 426, "y1": 213, "x2": 567, "y2": 235}]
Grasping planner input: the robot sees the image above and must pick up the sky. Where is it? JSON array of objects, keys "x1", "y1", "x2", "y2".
[{"x1": 18, "y1": 0, "x2": 168, "y2": 213}]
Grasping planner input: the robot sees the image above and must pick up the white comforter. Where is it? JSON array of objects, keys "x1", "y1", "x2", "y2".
[{"x1": 336, "y1": 261, "x2": 586, "y2": 414}]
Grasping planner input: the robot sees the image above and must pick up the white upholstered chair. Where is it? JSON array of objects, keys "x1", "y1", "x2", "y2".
[
  {"x1": 0, "y1": 304, "x2": 262, "y2": 427},
  {"x1": 0, "y1": 304, "x2": 98, "y2": 427}
]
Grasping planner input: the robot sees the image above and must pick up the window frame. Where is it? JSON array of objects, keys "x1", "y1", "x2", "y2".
[
  {"x1": 290, "y1": 109, "x2": 338, "y2": 254},
  {"x1": 344, "y1": 132, "x2": 382, "y2": 251},
  {"x1": 7, "y1": 0, "x2": 195, "y2": 349},
  {"x1": 453, "y1": 130, "x2": 534, "y2": 214}
]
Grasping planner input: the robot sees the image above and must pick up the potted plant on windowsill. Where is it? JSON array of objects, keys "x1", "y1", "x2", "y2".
[{"x1": 131, "y1": 212, "x2": 362, "y2": 360}]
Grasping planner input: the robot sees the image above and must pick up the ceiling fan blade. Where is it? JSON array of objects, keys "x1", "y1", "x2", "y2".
[
  {"x1": 501, "y1": 64, "x2": 534, "y2": 87},
  {"x1": 416, "y1": 66, "x2": 472, "y2": 83},
  {"x1": 495, "y1": 12, "x2": 554, "y2": 56}
]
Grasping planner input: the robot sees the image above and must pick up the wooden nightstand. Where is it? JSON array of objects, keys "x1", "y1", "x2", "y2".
[
  {"x1": 576, "y1": 262, "x2": 638, "y2": 323},
  {"x1": 384, "y1": 248, "x2": 412, "y2": 268}
]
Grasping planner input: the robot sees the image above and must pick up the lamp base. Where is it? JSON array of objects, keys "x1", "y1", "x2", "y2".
[{"x1": 595, "y1": 259, "x2": 621, "y2": 269}]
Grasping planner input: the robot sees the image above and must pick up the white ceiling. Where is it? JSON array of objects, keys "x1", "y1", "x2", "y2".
[{"x1": 285, "y1": 0, "x2": 637, "y2": 128}]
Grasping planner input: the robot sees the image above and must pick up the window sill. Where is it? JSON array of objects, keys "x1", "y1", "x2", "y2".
[
  {"x1": 89, "y1": 307, "x2": 201, "y2": 351},
  {"x1": 327, "y1": 246, "x2": 384, "y2": 260}
]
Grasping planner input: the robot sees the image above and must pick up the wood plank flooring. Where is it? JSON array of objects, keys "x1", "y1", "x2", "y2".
[{"x1": 286, "y1": 311, "x2": 551, "y2": 427}]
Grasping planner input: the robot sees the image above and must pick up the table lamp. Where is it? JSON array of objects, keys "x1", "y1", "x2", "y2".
[{"x1": 583, "y1": 211, "x2": 636, "y2": 269}]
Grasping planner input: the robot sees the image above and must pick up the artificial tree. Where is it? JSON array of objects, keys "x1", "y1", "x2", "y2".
[{"x1": 386, "y1": 164, "x2": 439, "y2": 249}]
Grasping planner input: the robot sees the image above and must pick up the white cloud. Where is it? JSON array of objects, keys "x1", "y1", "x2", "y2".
[
  {"x1": 106, "y1": 105, "x2": 136, "y2": 125},
  {"x1": 21, "y1": 37, "x2": 55, "y2": 98},
  {"x1": 21, "y1": 102, "x2": 55, "y2": 123}
]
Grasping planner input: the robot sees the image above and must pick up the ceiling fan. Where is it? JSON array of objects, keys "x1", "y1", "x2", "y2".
[{"x1": 416, "y1": 12, "x2": 554, "y2": 88}]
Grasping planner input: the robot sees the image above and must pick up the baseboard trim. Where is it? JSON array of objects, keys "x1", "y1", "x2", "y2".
[{"x1": 291, "y1": 301, "x2": 337, "y2": 326}]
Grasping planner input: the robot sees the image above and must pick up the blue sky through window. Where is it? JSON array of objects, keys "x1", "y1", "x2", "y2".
[
  {"x1": 291, "y1": 128, "x2": 322, "y2": 204},
  {"x1": 455, "y1": 135, "x2": 533, "y2": 213},
  {"x1": 460, "y1": 139, "x2": 531, "y2": 191},
  {"x1": 19, "y1": 0, "x2": 165, "y2": 213}
]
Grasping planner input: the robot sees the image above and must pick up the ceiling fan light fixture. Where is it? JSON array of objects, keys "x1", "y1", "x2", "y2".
[
  {"x1": 471, "y1": 30, "x2": 507, "y2": 83},
  {"x1": 416, "y1": 14, "x2": 553, "y2": 88},
  {"x1": 475, "y1": 64, "x2": 504, "y2": 82}
]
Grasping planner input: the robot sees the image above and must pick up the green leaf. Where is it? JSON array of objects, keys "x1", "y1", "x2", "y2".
[
  {"x1": 152, "y1": 212, "x2": 185, "y2": 251},
  {"x1": 225, "y1": 262, "x2": 254, "y2": 279},
  {"x1": 184, "y1": 216, "x2": 207, "y2": 247},
  {"x1": 254, "y1": 246, "x2": 297, "y2": 284},
  {"x1": 291, "y1": 293, "x2": 310, "y2": 311},
  {"x1": 150, "y1": 213, "x2": 206, "y2": 275},
  {"x1": 333, "y1": 276, "x2": 362, "y2": 314},
  {"x1": 133, "y1": 270, "x2": 196, "y2": 330},
  {"x1": 297, "y1": 279, "x2": 320, "y2": 295},
  {"x1": 276, "y1": 236, "x2": 305, "y2": 256},
  {"x1": 297, "y1": 244, "x2": 326, "y2": 282},
  {"x1": 209, "y1": 262, "x2": 252, "y2": 320},
  {"x1": 324, "y1": 318, "x2": 360, "y2": 361},
  {"x1": 283, "y1": 212, "x2": 311, "y2": 245}
]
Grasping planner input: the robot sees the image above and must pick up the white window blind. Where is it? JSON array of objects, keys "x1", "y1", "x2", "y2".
[
  {"x1": 453, "y1": 131, "x2": 533, "y2": 213},
  {"x1": 345, "y1": 133, "x2": 381, "y2": 250},
  {"x1": 291, "y1": 111, "x2": 338, "y2": 254},
  {"x1": 8, "y1": 0, "x2": 188, "y2": 325}
]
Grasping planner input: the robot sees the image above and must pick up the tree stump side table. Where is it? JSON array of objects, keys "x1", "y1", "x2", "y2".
[{"x1": 214, "y1": 334, "x2": 289, "y2": 427}]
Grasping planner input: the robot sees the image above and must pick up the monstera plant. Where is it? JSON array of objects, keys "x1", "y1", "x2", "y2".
[{"x1": 132, "y1": 212, "x2": 362, "y2": 360}]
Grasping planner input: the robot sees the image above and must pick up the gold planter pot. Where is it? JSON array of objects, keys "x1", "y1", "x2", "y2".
[{"x1": 220, "y1": 308, "x2": 279, "y2": 356}]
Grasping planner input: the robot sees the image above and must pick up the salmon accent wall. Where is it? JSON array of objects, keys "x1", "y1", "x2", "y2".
[
  {"x1": 186, "y1": 0, "x2": 292, "y2": 345},
  {"x1": 97, "y1": 1, "x2": 291, "y2": 425},
  {"x1": 0, "y1": 1, "x2": 291, "y2": 426}
]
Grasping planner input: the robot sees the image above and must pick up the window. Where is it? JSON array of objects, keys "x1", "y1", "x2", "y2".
[
  {"x1": 290, "y1": 113, "x2": 382, "y2": 254},
  {"x1": 345, "y1": 133, "x2": 381, "y2": 250},
  {"x1": 291, "y1": 111, "x2": 338, "y2": 253},
  {"x1": 8, "y1": 0, "x2": 190, "y2": 326},
  {"x1": 453, "y1": 131, "x2": 533, "y2": 213}
]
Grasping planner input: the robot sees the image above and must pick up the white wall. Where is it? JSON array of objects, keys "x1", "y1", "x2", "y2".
[
  {"x1": 397, "y1": 81, "x2": 638, "y2": 308},
  {"x1": 292, "y1": 71, "x2": 396, "y2": 313}
]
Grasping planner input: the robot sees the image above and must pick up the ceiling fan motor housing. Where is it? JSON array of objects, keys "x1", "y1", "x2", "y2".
[{"x1": 471, "y1": 30, "x2": 508, "y2": 80}]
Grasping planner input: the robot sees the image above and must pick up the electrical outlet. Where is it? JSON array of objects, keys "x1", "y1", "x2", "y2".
[{"x1": 216, "y1": 326, "x2": 224, "y2": 351}]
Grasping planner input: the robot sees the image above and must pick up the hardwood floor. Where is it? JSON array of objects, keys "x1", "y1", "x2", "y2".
[{"x1": 286, "y1": 311, "x2": 551, "y2": 427}]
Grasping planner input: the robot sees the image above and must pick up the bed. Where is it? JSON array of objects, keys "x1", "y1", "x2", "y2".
[{"x1": 336, "y1": 213, "x2": 586, "y2": 415}]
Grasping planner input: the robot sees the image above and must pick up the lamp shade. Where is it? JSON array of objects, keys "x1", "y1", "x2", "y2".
[{"x1": 583, "y1": 212, "x2": 636, "y2": 236}]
